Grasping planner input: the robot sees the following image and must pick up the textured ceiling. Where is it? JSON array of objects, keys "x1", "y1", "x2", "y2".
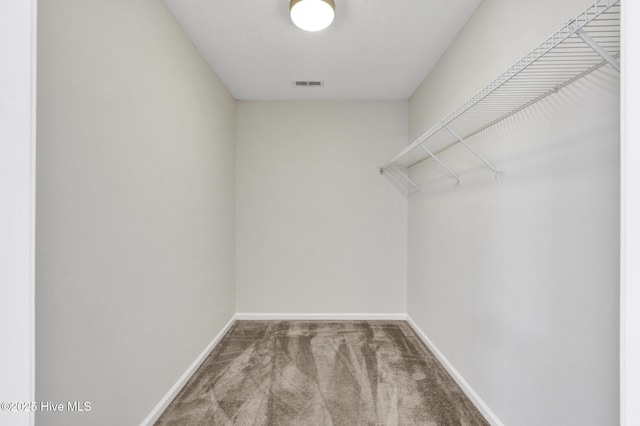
[{"x1": 162, "y1": 0, "x2": 483, "y2": 100}]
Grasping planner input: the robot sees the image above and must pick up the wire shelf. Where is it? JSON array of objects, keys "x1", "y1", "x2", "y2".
[{"x1": 380, "y1": 0, "x2": 621, "y2": 187}]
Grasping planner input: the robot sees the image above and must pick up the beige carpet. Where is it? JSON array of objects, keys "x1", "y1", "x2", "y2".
[{"x1": 155, "y1": 321, "x2": 489, "y2": 425}]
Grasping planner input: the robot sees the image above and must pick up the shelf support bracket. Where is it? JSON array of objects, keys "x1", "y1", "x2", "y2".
[
  {"x1": 419, "y1": 144, "x2": 461, "y2": 185},
  {"x1": 444, "y1": 126, "x2": 500, "y2": 179},
  {"x1": 576, "y1": 29, "x2": 620, "y2": 73},
  {"x1": 392, "y1": 166, "x2": 421, "y2": 192}
]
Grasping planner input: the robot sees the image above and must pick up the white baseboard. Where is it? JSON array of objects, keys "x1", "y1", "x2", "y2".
[
  {"x1": 139, "y1": 314, "x2": 237, "y2": 426},
  {"x1": 234, "y1": 312, "x2": 408, "y2": 321},
  {"x1": 405, "y1": 316, "x2": 504, "y2": 426}
]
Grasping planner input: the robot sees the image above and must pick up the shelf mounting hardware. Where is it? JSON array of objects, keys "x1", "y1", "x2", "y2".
[
  {"x1": 419, "y1": 144, "x2": 461, "y2": 185},
  {"x1": 444, "y1": 126, "x2": 499, "y2": 179},
  {"x1": 576, "y1": 29, "x2": 620, "y2": 72},
  {"x1": 392, "y1": 166, "x2": 421, "y2": 193}
]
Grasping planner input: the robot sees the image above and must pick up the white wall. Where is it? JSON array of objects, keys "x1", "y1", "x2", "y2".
[
  {"x1": 407, "y1": 0, "x2": 620, "y2": 425},
  {"x1": 0, "y1": 1, "x2": 36, "y2": 426},
  {"x1": 36, "y1": 1, "x2": 236, "y2": 425},
  {"x1": 236, "y1": 101, "x2": 407, "y2": 314}
]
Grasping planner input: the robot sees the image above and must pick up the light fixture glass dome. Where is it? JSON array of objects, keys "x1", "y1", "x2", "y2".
[{"x1": 290, "y1": 0, "x2": 335, "y2": 32}]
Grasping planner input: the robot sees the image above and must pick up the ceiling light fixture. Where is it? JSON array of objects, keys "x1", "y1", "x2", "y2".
[{"x1": 289, "y1": 0, "x2": 335, "y2": 32}]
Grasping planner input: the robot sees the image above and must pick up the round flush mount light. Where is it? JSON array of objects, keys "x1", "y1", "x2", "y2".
[{"x1": 290, "y1": 0, "x2": 335, "y2": 32}]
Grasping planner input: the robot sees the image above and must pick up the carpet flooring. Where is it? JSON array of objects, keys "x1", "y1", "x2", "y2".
[{"x1": 155, "y1": 321, "x2": 489, "y2": 425}]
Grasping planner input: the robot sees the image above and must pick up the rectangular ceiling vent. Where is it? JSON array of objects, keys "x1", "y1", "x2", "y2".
[{"x1": 293, "y1": 80, "x2": 324, "y2": 87}]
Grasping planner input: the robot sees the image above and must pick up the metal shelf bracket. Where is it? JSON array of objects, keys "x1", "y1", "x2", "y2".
[
  {"x1": 419, "y1": 144, "x2": 462, "y2": 185},
  {"x1": 576, "y1": 29, "x2": 621, "y2": 72},
  {"x1": 444, "y1": 126, "x2": 500, "y2": 179},
  {"x1": 392, "y1": 166, "x2": 421, "y2": 193}
]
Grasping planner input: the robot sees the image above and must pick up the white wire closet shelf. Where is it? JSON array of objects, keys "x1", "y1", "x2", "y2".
[{"x1": 380, "y1": 0, "x2": 621, "y2": 190}]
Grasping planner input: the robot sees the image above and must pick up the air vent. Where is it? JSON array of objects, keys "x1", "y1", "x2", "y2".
[{"x1": 293, "y1": 80, "x2": 324, "y2": 87}]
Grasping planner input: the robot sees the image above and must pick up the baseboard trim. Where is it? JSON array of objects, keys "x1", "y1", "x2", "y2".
[
  {"x1": 139, "y1": 314, "x2": 237, "y2": 426},
  {"x1": 405, "y1": 316, "x2": 504, "y2": 426},
  {"x1": 234, "y1": 312, "x2": 408, "y2": 321}
]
